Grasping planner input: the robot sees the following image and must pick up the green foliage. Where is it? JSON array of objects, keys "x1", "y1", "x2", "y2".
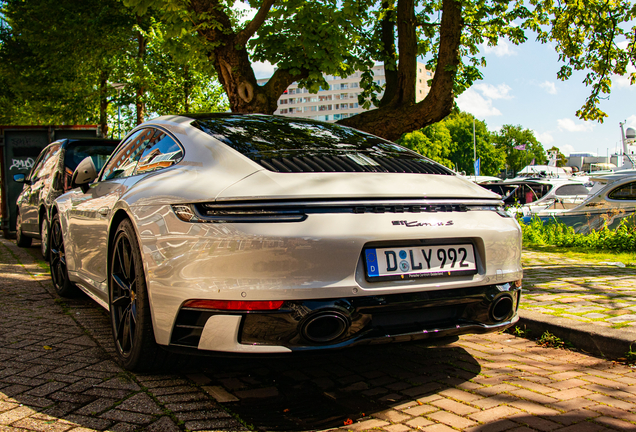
[
  {"x1": 492, "y1": 125, "x2": 546, "y2": 174},
  {"x1": 397, "y1": 110, "x2": 506, "y2": 175},
  {"x1": 537, "y1": 331, "x2": 571, "y2": 349},
  {"x1": 521, "y1": 216, "x2": 636, "y2": 253},
  {"x1": 0, "y1": 0, "x2": 227, "y2": 133},
  {"x1": 397, "y1": 124, "x2": 454, "y2": 168}
]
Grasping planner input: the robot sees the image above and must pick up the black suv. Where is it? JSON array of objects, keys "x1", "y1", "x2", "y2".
[{"x1": 13, "y1": 138, "x2": 119, "y2": 259}]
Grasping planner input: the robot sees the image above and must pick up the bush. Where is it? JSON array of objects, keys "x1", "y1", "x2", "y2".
[{"x1": 520, "y1": 215, "x2": 636, "y2": 253}]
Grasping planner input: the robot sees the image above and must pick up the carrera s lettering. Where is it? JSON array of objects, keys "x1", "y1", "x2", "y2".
[
  {"x1": 365, "y1": 244, "x2": 477, "y2": 281},
  {"x1": 392, "y1": 220, "x2": 454, "y2": 227}
]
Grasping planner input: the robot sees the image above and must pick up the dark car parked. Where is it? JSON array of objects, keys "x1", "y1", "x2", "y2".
[{"x1": 13, "y1": 138, "x2": 119, "y2": 259}]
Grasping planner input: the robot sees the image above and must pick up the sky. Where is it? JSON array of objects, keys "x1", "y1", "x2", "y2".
[{"x1": 251, "y1": 39, "x2": 635, "y2": 158}]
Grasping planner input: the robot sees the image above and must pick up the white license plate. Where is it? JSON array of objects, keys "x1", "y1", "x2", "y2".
[{"x1": 364, "y1": 244, "x2": 477, "y2": 281}]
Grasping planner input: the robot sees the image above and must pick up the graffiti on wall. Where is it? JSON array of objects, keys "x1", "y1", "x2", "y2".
[{"x1": 9, "y1": 158, "x2": 34, "y2": 171}]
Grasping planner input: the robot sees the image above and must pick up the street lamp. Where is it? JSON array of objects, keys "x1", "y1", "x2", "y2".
[{"x1": 108, "y1": 82, "x2": 126, "y2": 139}]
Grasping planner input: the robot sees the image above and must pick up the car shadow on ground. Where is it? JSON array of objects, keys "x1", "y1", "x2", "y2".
[{"x1": 179, "y1": 339, "x2": 481, "y2": 431}]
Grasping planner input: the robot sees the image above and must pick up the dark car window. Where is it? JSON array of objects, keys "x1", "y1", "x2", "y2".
[
  {"x1": 608, "y1": 182, "x2": 636, "y2": 200},
  {"x1": 30, "y1": 144, "x2": 61, "y2": 182},
  {"x1": 190, "y1": 114, "x2": 452, "y2": 175},
  {"x1": 64, "y1": 142, "x2": 118, "y2": 191},
  {"x1": 134, "y1": 131, "x2": 183, "y2": 175},
  {"x1": 554, "y1": 184, "x2": 589, "y2": 197},
  {"x1": 101, "y1": 129, "x2": 155, "y2": 181}
]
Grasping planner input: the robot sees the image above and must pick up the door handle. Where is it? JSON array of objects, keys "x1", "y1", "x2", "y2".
[{"x1": 98, "y1": 208, "x2": 110, "y2": 216}]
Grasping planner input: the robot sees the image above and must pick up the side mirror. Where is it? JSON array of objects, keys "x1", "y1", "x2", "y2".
[
  {"x1": 13, "y1": 173, "x2": 30, "y2": 184},
  {"x1": 71, "y1": 156, "x2": 98, "y2": 193}
]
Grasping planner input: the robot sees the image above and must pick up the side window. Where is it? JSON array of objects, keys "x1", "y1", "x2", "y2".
[
  {"x1": 608, "y1": 182, "x2": 636, "y2": 200},
  {"x1": 101, "y1": 129, "x2": 155, "y2": 181},
  {"x1": 30, "y1": 144, "x2": 61, "y2": 182},
  {"x1": 134, "y1": 131, "x2": 183, "y2": 175}
]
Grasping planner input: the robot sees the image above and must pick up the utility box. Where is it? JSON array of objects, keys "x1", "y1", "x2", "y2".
[{"x1": 0, "y1": 125, "x2": 99, "y2": 237}]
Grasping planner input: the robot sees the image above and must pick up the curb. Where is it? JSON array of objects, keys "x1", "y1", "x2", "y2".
[{"x1": 518, "y1": 309, "x2": 636, "y2": 360}]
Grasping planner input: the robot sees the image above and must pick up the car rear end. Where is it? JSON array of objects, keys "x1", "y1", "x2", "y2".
[{"x1": 129, "y1": 115, "x2": 523, "y2": 354}]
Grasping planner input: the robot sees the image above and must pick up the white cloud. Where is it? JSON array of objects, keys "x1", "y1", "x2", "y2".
[
  {"x1": 613, "y1": 63, "x2": 635, "y2": 88},
  {"x1": 252, "y1": 61, "x2": 276, "y2": 80},
  {"x1": 473, "y1": 83, "x2": 512, "y2": 100},
  {"x1": 539, "y1": 81, "x2": 557, "y2": 95},
  {"x1": 533, "y1": 130, "x2": 554, "y2": 145},
  {"x1": 557, "y1": 118, "x2": 595, "y2": 132},
  {"x1": 482, "y1": 39, "x2": 517, "y2": 57},
  {"x1": 626, "y1": 115, "x2": 636, "y2": 129},
  {"x1": 558, "y1": 144, "x2": 575, "y2": 156},
  {"x1": 456, "y1": 88, "x2": 502, "y2": 117}
]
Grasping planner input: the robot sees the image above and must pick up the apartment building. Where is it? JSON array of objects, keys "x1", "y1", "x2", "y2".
[{"x1": 257, "y1": 63, "x2": 432, "y2": 122}]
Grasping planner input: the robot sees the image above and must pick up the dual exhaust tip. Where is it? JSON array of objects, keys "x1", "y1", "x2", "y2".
[{"x1": 299, "y1": 295, "x2": 516, "y2": 344}]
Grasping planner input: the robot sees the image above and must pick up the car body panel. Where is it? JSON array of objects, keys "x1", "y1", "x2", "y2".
[{"x1": 53, "y1": 114, "x2": 523, "y2": 353}]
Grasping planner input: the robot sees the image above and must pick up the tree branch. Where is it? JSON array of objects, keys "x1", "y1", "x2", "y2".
[
  {"x1": 236, "y1": 0, "x2": 276, "y2": 47},
  {"x1": 338, "y1": 0, "x2": 462, "y2": 141}
]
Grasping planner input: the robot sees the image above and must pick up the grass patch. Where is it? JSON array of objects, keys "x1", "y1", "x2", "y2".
[
  {"x1": 521, "y1": 216, "x2": 636, "y2": 259},
  {"x1": 537, "y1": 331, "x2": 573, "y2": 349}
]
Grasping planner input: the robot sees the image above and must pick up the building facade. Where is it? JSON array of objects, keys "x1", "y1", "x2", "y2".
[{"x1": 257, "y1": 63, "x2": 432, "y2": 122}]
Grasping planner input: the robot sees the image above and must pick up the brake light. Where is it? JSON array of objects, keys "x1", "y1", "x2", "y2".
[{"x1": 183, "y1": 300, "x2": 284, "y2": 311}]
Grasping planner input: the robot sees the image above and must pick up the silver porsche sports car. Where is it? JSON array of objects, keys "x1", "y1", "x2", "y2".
[{"x1": 51, "y1": 114, "x2": 522, "y2": 371}]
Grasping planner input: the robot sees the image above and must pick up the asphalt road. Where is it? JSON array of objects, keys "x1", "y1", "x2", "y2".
[{"x1": 2, "y1": 236, "x2": 636, "y2": 431}]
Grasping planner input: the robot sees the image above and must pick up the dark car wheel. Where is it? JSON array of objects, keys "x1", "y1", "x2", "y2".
[
  {"x1": 40, "y1": 217, "x2": 50, "y2": 261},
  {"x1": 50, "y1": 214, "x2": 78, "y2": 297},
  {"x1": 15, "y1": 210, "x2": 32, "y2": 247},
  {"x1": 110, "y1": 219, "x2": 162, "y2": 371}
]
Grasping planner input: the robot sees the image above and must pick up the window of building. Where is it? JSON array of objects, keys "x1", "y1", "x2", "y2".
[
  {"x1": 350, "y1": 103, "x2": 359, "y2": 108},
  {"x1": 333, "y1": 114, "x2": 341, "y2": 120},
  {"x1": 289, "y1": 89, "x2": 296, "y2": 94},
  {"x1": 280, "y1": 108, "x2": 288, "y2": 114},
  {"x1": 280, "y1": 99, "x2": 288, "y2": 104},
  {"x1": 319, "y1": 95, "x2": 332, "y2": 101},
  {"x1": 341, "y1": 93, "x2": 348, "y2": 99},
  {"x1": 351, "y1": 82, "x2": 359, "y2": 88},
  {"x1": 427, "y1": 72, "x2": 432, "y2": 76},
  {"x1": 340, "y1": 83, "x2": 348, "y2": 89}
]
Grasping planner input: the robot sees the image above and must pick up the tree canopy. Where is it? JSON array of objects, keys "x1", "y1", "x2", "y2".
[
  {"x1": 492, "y1": 124, "x2": 546, "y2": 174},
  {"x1": 0, "y1": 0, "x2": 228, "y2": 135},
  {"x1": 120, "y1": 0, "x2": 635, "y2": 141}
]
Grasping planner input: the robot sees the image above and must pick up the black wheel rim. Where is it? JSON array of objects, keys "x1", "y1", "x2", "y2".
[
  {"x1": 50, "y1": 220, "x2": 67, "y2": 288},
  {"x1": 111, "y1": 233, "x2": 138, "y2": 358}
]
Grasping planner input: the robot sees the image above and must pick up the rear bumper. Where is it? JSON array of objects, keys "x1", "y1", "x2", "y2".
[{"x1": 168, "y1": 282, "x2": 521, "y2": 353}]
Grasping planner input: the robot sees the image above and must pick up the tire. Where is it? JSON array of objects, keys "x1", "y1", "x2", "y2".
[
  {"x1": 15, "y1": 210, "x2": 32, "y2": 247},
  {"x1": 109, "y1": 219, "x2": 163, "y2": 371},
  {"x1": 40, "y1": 216, "x2": 50, "y2": 261},
  {"x1": 49, "y1": 214, "x2": 78, "y2": 297}
]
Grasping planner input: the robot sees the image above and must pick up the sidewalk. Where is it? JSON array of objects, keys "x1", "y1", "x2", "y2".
[
  {"x1": 3, "y1": 236, "x2": 636, "y2": 431},
  {"x1": 519, "y1": 250, "x2": 636, "y2": 359}
]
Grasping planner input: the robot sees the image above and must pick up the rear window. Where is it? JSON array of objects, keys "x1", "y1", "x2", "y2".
[
  {"x1": 65, "y1": 142, "x2": 118, "y2": 172},
  {"x1": 191, "y1": 115, "x2": 452, "y2": 175}
]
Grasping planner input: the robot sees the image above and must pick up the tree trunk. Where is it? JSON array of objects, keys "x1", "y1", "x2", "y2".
[
  {"x1": 135, "y1": 16, "x2": 146, "y2": 125},
  {"x1": 190, "y1": 0, "x2": 308, "y2": 114},
  {"x1": 339, "y1": 0, "x2": 462, "y2": 141},
  {"x1": 379, "y1": 0, "x2": 399, "y2": 108},
  {"x1": 98, "y1": 70, "x2": 109, "y2": 138}
]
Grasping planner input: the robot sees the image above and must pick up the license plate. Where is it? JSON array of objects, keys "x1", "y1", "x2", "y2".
[{"x1": 364, "y1": 244, "x2": 477, "y2": 281}]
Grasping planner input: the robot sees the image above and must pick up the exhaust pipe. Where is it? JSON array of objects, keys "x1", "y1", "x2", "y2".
[
  {"x1": 491, "y1": 295, "x2": 514, "y2": 322},
  {"x1": 301, "y1": 311, "x2": 350, "y2": 343}
]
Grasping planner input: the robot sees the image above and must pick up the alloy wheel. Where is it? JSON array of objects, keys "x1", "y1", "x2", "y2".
[
  {"x1": 111, "y1": 233, "x2": 138, "y2": 358},
  {"x1": 49, "y1": 219, "x2": 67, "y2": 288}
]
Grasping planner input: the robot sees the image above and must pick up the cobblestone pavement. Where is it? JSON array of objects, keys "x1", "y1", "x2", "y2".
[
  {"x1": 3, "y1": 237, "x2": 636, "y2": 431},
  {"x1": 522, "y1": 250, "x2": 636, "y2": 331}
]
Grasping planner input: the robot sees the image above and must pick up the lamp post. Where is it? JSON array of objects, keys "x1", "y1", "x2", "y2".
[{"x1": 108, "y1": 82, "x2": 126, "y2": 139}]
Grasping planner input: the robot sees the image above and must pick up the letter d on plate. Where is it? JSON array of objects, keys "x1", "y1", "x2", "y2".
[{"x1": 365, "y1": 249, "x2": 379, "y2": 277}]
